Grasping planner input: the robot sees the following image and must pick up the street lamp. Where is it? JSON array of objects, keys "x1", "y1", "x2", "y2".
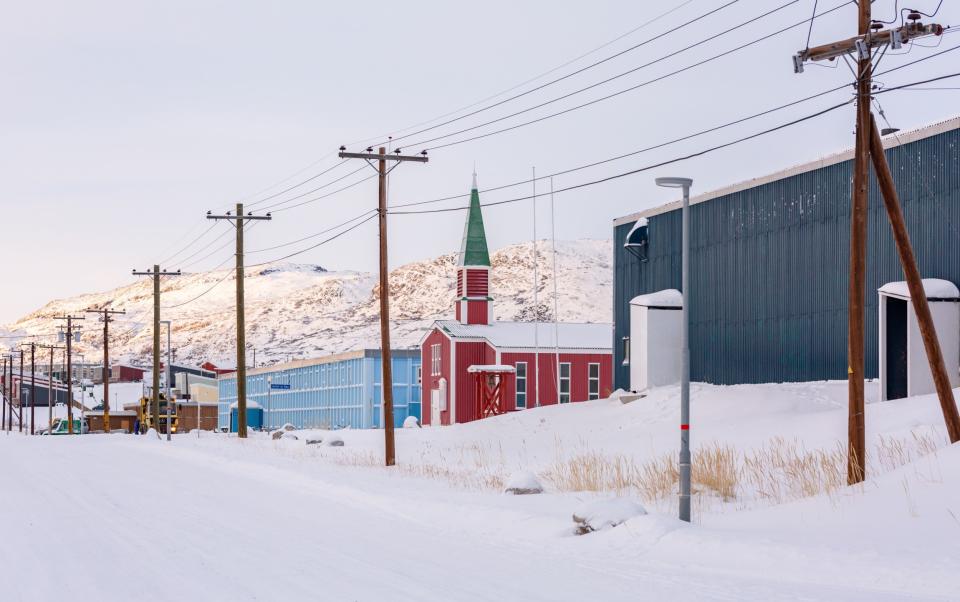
[{"x1": 655, "y1": 176, "x2": 693, "y2": 523}]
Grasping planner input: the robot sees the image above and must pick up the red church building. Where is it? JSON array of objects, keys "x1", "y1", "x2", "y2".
[{"x1": 420, "y1": 176, "x2": 613, "y2": 426}]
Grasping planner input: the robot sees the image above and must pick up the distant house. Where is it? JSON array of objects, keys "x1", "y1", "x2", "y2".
[
  {"x1": 420, "y1": 176, "x2": 613, "y2": 426},
  {"x1": 217, "y1": 349, "x2": 421, "y2": 431},
  {"x1": 111, "y1": 364, "x2": 145, "y2": 383}
]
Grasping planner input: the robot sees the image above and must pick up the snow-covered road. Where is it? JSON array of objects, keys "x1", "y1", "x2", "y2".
[{"x1": 2, "y1": 429, "x2": 955, "y2": 602}]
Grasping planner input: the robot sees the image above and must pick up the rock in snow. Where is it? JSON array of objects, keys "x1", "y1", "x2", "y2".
[
  {"x1": 572, "y1": 499, "x2": 647, "y2": 535},
  {"x1": 323, "y1": 432, "x2": 344, "y2": 447},
  {"x1": 403, "y1": 416, "x2": 421, "y2": 429},
  {"x1": 503, "y1": 471, "x2": 544, "y2": 495}
]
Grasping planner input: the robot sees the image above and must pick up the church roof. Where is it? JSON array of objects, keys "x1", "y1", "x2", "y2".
[
  {"x1": 459, "y1": 174, "x2": 491, "y2": 267},
  {"x1": 434, "y1": 320, "x2": 612, "y2": 351}
]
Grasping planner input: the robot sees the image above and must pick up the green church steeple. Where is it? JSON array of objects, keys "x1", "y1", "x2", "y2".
[{"x1": 459, "y1": 173, "x2": 491, "y2": 267}]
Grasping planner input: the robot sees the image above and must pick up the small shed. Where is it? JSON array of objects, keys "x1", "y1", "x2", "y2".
[
  {"x1": 229, "y1": 400, "x2": 264, "y2": 432},
  {"x1": 629, "y1": 289, "x2": 682, "y2": 393},
  {"x1": 878, "y1": 279, "x2": 960, "y2": 401},
  {"x1": 85, "y1": 410, "x2": 138, "y2": 433},
  {"x1": 467, "y1": 365, "x2": 515, "y2": 419}
]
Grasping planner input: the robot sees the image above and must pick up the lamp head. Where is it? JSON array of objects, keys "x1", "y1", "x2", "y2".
[{"x1": 655, "y1": 177, "x2": 693, "y2": 189}]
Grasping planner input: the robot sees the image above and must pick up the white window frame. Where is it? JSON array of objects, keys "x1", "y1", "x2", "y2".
[
  {"x1": 559, "y1": 363, "x2": 571, "y2": 404},
  {"x1": 588, "y1": 363, "x2": 601, "y2": 400},
  {"x1": 515, "y1": 362, "x2": 527, "y2": 409},
  {"x1": 431, "y1": 344, "x2": 442, "y2": 376}
]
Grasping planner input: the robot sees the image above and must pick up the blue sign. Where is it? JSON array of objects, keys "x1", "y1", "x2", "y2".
[{"x1": 270, "y1": 383, "x2": 291, "y2": 390}]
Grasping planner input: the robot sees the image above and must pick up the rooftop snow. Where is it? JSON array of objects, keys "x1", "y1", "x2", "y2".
[
  {"x1": 436, "y1": 320, "x2": 611, "y2": 350},
  {"x1": 466, "y1": 365, "x2": 516, "y2": 373},
  {"x1": 878, "y1": 278, "x2": 960, "y2": 300},
  {"x1": 630, "y1": 289, "x2": 682, "y2": 308}
]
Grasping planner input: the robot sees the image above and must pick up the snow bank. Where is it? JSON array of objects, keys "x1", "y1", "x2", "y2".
[
  {"x1": 572, "y1": 499, "x2": 646, "y2": 534},
  {"x1": 402, "y1": 416, "x2": 420, "y2": 429},
  {"x1": 503, "y1": 471, "x2": 543, "y2": 495}
]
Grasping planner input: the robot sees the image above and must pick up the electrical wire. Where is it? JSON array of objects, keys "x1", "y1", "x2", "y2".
[
  {"x1": 245, "y1": 160, "x2": 349, "y2": 209},
  {"x1": 268, "y1": 172, "x2": 378, "y2": 213},
  {"x1": 375, "y1": 0, "x2": 745, "y2": 148},
  {"x1": 390, "y1": 99, "x2": 855, "y2": 215},
  {"x1": 404, "y1": 0, "x2": 854, "y2": 151},
  {"x1": 258, "y1": 165, "x2": 369, "y2": 212},
  {"x1": 390, "y1": 37, "x2": 960, "y2": 212},
  {"x1": 247, "y1": 210, "x2": 377, "y2": 253},
  {"x1": 248, "y1": 213, "x2": 378, "y2": 267}
]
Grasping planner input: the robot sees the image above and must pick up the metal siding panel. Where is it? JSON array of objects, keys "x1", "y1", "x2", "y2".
[{"x1": 613, "y1": 125, "x2": 960, "y2": 386}]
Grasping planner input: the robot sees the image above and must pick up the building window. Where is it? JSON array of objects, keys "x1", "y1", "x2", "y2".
[
  {"x1": 515, "y1": 362, "x2": 527, "y2": 409},
  {"x1": 622, "y1": 337, "x2": 630, "y2": 366},
  {"x1": 559, "y1": 363, "x2": 571, "y2": 403},
  {"x1": 588, "y1": 363, "x2": 600, "y2": 400},
  {"x1": 431, "y1": 344, "x2": 442, "y2": 376}
]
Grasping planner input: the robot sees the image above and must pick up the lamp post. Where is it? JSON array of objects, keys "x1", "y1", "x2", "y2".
[
  {"x1": 266, "y1": 375, "x2": 272, "y2": 431},
  {"x1": 655, "y1": 176, "x2": 693, "y2": 523}
]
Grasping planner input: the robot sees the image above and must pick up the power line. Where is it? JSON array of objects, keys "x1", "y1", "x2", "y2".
[
  {"x1": 159, "y1": 213, "x2": 378, "y2": 310},
  {"x1": 389, "y1": 40, "x2": 960, "y2": 211},
  {"x1": 258, "y1": 165, "x2": 368, "y2": 212},
  {"x1": 390, "y1": 99, "x2": 854, "y2": 215},
  {"x1": 376, "y1": 0, "x2": 745, "y2": 148},
  {"x1": 404, "y1": 0, "x2": 853, "y2": 151},
  {"x1": 245, "y1": 160, "x2": 349, "y2": 209},
  {"x1": 247, "y1": 210, "x2": 377, "y2": 253},
  {"x1": 268, "y1": 172, "x2": 379, "y2": 214}
]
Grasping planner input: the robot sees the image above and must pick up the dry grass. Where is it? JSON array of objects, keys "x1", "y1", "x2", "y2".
[{"x1": 282, "y1": 428, "x2": 945, "y2": 507}]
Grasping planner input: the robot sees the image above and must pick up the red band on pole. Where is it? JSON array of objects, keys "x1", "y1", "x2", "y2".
[{"x1": 680, "y1": 424, "x2": 689, "y2": 430}]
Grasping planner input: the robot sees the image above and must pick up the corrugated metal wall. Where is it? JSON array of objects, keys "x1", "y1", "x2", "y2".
[{"x1": 613, "y1": 125, "x2": 960, "y2": 388}]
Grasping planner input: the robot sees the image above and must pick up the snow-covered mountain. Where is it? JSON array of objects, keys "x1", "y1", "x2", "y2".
[{"x1": 1, "y1": 240, "x2": 612, "y2": 367}]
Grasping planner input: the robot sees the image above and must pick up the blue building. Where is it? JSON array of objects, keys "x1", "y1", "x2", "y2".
[
  {"x1": 217, "y1": 349, "x2": 421, "y2": 430},
  {"x1": 612, "y1": 116, "x2": 960, "y2": 388}
]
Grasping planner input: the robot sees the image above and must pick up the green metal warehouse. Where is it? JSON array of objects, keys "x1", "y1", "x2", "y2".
[{"x1": 612, "y1": 116, "x2": 960, "y2": 389}]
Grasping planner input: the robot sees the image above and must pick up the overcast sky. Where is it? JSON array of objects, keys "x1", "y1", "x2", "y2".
[{"x1": 2, "y1": 0, "x2": 959, "y2": 323}]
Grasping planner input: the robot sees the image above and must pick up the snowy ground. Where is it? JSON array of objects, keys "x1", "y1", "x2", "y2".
[{"x1": 1, "y1": 380, "x2": 958, "y2": 601}]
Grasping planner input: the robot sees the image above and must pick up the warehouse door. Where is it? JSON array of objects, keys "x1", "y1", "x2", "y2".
[
  {"x1": 430, "y1": 389, "x2": 441, "y2": 426},
  {"x1": 886, "y1": 297, "x2": 908, "y2": 400}
]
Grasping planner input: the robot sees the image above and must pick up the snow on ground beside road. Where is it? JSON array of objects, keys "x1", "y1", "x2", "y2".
[{"x1": 1, "y1": 380, "x2": 959, "y2": 601}]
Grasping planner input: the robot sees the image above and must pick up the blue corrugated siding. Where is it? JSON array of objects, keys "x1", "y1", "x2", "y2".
[
  {"x1": 613, "y1": 124, "x2": 960, "y2": 388},
  {"x1": 218, "y1": 352, "x2": 422, "y2": 430}
]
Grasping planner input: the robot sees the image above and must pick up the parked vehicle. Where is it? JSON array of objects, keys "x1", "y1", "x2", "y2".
[
  {"x1": 136, "y1": 395, "x2": 179, "y2": 434},
  {"x1": 45, "y1": 417, "x2": 89, "y2": 435}
]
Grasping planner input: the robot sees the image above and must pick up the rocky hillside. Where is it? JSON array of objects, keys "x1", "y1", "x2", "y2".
[{"x1": 1, "y1": 239, "x2": 612, "y2": 367}]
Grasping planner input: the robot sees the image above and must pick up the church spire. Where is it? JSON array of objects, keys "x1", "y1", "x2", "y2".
[{"x1": 459, "y1": 174, "x2": 490, "y2": 267}]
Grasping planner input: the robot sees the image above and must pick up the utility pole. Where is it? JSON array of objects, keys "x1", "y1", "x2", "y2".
[
  {"x1": 338, "y1": 145, "x2": 428, "y2": 466},
  {"x1": 794, "y1": 11, "x2": 955, "y2": 483},
  {"x1": 2, "y1": 356, "x2": 7, "y2": 433},
  {"x1": 18, "y1": 348, "x2": 24, "y2": 432},
  {"x1": 85, "y1": 307, "x2": 125, "y2": 433},
  {"x1": 132, "y1": 266, "x2": 181, "y2": 434},
  {"x1": 38, "y1": 345, "x2": 62, "y2": 433},
  {"x1": 161, "y1": 320, "x2": 172, "y2": 441},
  {"x1": 206, "y1": 204, "x2": 271, "y2": 439},
  {"x1": 54, "y1": 316, "x2": 85, "y2": 434},
  {"x1": 19, "y1": 343, "x2": 37, "y2": 434}
]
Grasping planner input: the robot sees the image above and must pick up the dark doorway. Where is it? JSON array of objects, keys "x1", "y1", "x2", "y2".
[{"x1": 886, "y1": 297, "x2": 908, "y2": 400}]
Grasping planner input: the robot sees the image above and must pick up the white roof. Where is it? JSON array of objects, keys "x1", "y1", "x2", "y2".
[
  {"x1": 878, "y1": 279, "x2": 959, "y2": 300},
  {"x1": 229, "y1": 400, "x2": 263, "y2": 409},
  {"x1": 630, "y1": 289, "x2": 682, "y2": 308},
  {"x1": 467, "y1": 365, "x2": 516, "y2": 373},
  {"x1": 435, "y1": 320, "x2": 611, "y2": 350}
]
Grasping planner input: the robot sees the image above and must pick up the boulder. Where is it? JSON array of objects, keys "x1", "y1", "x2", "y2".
[
  {"x1": 402, "y1": 416, "x2": 421, "y2": 429},
  {"x1": 503, "y1": 471, "x2": 544, "y2": 495},
  {"x1": 572, "y1": 499, "x2": 647, "y2": 535}
]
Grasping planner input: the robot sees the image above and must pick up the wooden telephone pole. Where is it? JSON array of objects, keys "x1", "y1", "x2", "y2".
[
  {"x1": 53, "y1": 315, "x2": 85, "y2": 434},
  {"x1": 2, "y1": 356, "x2": 7, "y2": 432},
  {"x1": 85, "y1": 307, "x2": 125, "y2": 433},
  {"x1": 132, "y1": 266, "x2": 181, "y2": 434},
  {"x1": 37, "y1": 344, "x2": 63, "y2": 433},
  {"x1": 18, "y1": 342, "x2": 38, "y2": 434},
  {"x1": 794, "y1": 9, "x2": 956, "y2": 484},
  {"x1": 206, "y1": 204, "x2": 271, "y2": 439},
  {"x1": 338, "y1": 145, "x2": 428, "y2": 466}
]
